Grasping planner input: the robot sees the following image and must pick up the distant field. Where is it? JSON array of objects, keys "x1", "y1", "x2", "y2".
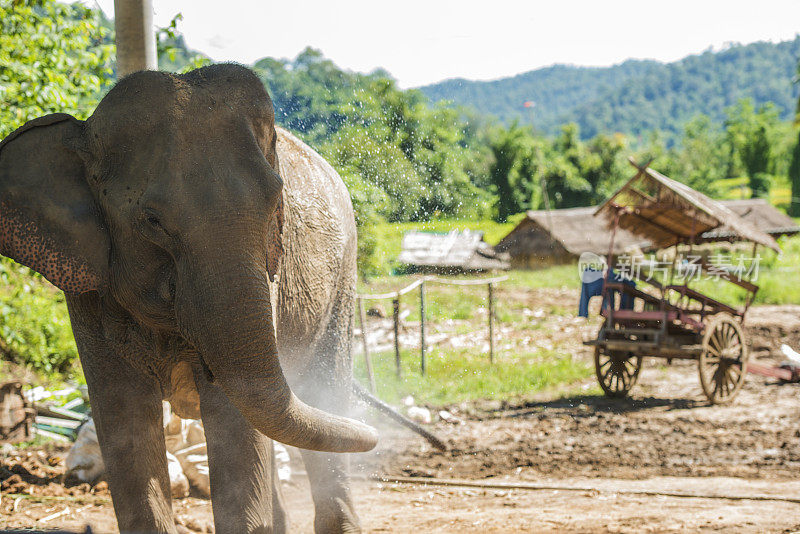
[
  {"x1": 712, "y1": 176, "x2": 791, "y2": 208},
  {"x1": 367, "y1": 215, "x2": 800, "y2": 308}
]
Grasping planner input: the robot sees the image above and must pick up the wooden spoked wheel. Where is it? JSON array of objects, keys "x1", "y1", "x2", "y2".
[
  {"x1": 699, "y1": 314, "x2": 749, "y2": 404},
  {"x1": 594, "y1": 346, "x2": 643, "y2": 398}
]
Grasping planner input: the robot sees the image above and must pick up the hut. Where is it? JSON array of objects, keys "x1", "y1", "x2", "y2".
[
  {"x1": 397, "y1": 229, "x2": 510, "y2": 272},
  {"x1": 708, "y1": 199, "x2": 800, "y2": 242},
  {"x1": 494, "y1": 207, "x2": 648, "y2": 268},
  {"x1": 496, "y1": 199, "x2": 799, "y2": 268}
]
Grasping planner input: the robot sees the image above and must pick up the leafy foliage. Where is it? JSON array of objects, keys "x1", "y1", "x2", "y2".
[
  {"x1": 0, "y1": 0, "x2": 114, "y2": 137},
  {"x1": 790, "y1": 132, "x2": 800, "y2": 216},
  {"x1": 155, "y1": 14, "x2": 211, "y2": 73},
  {"x1": 789, "y1": 61, "x2": 800, "y2": 216},
  {"x1": 725, "y1": 100, "x2": 781, "y2": 197},
  {"x1": 0, "y1": 259, "x2": 77, "y2": 376},
  {"x1": 253, "y1": 49, "x2": 493, "y2": 222}
]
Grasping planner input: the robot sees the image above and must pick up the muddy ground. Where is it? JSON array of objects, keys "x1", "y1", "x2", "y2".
[{"x1": 2, "y1": 298, "x2": 800, "y2": 532}]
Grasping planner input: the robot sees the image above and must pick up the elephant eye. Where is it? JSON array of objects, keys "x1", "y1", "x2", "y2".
[{"x1": 142, "y1": 209, "x2": 169, "y2": 236}]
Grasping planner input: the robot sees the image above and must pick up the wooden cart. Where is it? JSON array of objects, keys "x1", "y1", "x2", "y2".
[{"x1": 583, "y1": 160, "x2": 781, "y2": 404}]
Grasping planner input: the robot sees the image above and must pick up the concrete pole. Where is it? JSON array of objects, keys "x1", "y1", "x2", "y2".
[{"x1": 114, "y1": 0, "x2": 157, "y2": 77}]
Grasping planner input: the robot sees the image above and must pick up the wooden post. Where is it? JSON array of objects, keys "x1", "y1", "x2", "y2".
[
  {"x1": 488, "y1": 282, "x2": 495, "y2": 363},
  {"x1": 419, "y1": 281, "x2": 426, "y2": 376},
  {"x1": 114, "y1": 0, "x2": 157, "y2": 77},
  {"x1": 356, "y1": 297, "x2": 376, "y2": 393},
  {"x1": 393, "y1": 297, "x2": 401, "y2": 378}
]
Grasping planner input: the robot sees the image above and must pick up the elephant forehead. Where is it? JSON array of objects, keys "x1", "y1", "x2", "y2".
[{"x1": 89, "y1": 66, "x2": 273, "y2": 148}]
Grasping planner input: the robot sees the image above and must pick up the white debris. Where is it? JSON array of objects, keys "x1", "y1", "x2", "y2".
[
  {"x1": 166, "y1": 451, "x2": 190, "y2": 498},
  {"x1": 407, "y1": 406, "x2": 431, "y2": 424},
  {"x1": 23, "y1": 386, "x2": 79, "y2": 403},
  {"x1": 65, "y1": 402, "x2": 292, "y2": 496},
  {"x1": 172, "y1": 443, "x2": 210, "y2": 497},
  {"x1": 780, "y1": 344, "x2": 800, "y2": 364},
  {"x1": 274, "y1": 442, "x2": 291, "y2": 482},
  {"x1": 438, "y1": 410, "x2": 463, "y2": 425},
  {"x1": 65, "y1": 419, "x2": 104, "y2": 484},
  {"x1": 402, "y1": 395, "x2": 415, "y2": 407},
  {"x1": 39, "y1": 506, "x2": 70, "y2": 523}
]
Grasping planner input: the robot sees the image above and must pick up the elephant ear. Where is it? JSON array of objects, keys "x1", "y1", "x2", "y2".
[
  {"x1": 266, "y1": 132, "x2": 284, "y2": 282},
  {"x1": 267, "y1": 182, "x2": 284, "y2": 282},
  {"x1": 0, "y1": 114, "x2": 109, "y2": 294}
]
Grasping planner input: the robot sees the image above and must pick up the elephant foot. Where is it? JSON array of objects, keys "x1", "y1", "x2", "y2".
[{"x1": 314, "y1": 497, "x2": 362, "y2": 534}]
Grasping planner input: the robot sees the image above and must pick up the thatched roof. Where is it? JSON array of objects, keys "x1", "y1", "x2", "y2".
[
  {"x1": 595, "y1": 160, "x2": 781, "y2": 252},
  {"x1": 496, "y1": 207, "x2": 648, "y2": 257},
  {"x1": 497, "y1": 197, "x2": 796, "y2": 261},
  {"x1": 398, "y1": 230, "x2": 510, "y2": 271},
  {"x1": 708, "y1": 199, "x2": 800, "y2": 241}
]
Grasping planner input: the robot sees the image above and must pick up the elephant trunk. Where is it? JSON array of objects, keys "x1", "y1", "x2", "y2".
[{"x1": 176, "y1": 258, "x2": 377, "y2": 453}]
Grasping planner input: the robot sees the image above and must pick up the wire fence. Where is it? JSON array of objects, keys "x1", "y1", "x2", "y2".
[{"x1": 356, "y1": 275, "x2": 508, "y2": 392}]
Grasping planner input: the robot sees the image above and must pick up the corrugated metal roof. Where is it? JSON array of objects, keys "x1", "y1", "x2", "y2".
[{"x1": 398, "y1": 230, "x2": 510, "y2": 271}]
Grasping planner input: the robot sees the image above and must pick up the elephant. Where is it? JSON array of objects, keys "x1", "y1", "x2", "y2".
[{"x1": 0, "y1": 63, "x2": 379, "y2": 533}]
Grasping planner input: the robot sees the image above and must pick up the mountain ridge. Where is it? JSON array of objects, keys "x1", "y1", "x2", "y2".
[{"x1": 420, "y1": 37, "x2": 800, "y2": 139}]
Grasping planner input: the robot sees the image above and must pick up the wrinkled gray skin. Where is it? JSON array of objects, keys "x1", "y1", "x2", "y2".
[{"x1": 0, "y1": 64, "x2": 377, "y2": 533}]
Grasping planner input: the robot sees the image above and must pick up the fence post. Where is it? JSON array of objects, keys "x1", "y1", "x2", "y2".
[
  {"x1": 393, "y1": 297, "x2": 401, "y2": 378},
  {"x1": 488, "y1": 282, "x2": 495, "y2": 364},
  {"x1": 357, "y1": 297, "x2": 376, "y2": 393},
  {"x1": 419, "y1": 281, "x2": 426, "y2": 376}
]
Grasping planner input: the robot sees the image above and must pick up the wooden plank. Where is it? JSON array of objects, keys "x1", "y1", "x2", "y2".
[
  {"x1": 488, "y1": 282, "x2": 495, "y2": 364},
  {"x1": 393, "y1": 298, "x2": 401, "y2": 378},
  {"x1": 419, "y1": 282, "x2": 426, "y2": 376},
  {"x1": 356, "y1": 297, "x2": 376, "y2": 393}
]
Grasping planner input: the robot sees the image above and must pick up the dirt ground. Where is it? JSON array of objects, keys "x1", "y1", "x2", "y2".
[{"x1": 2, "y1": 300, "x2": 800, "y2": 533}]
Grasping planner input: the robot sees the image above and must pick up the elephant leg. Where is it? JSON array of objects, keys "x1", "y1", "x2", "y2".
[
  {"x1": 66, "y1": 295, "x2": 176, "y2": 534},
  {"x1": 294, "y1": 291, "x2": 361, "y2": 534},
  {"x1": 299, "y1": 449, "x2": 360, "y2": 534},
  {"x1": 193, "y1": 364, "x2": 288, "y2": 534}
]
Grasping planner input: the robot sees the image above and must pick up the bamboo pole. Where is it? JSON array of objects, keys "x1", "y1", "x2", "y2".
[
  {"x1": 393, "y1": 298, "x2": 401, "y2": 378},
  {"x1": 419, "y1": 281, "x2": 426, "y2": 376},
  {"x1": 356, "y1": 297, "x2": 376, "y2": 393}
]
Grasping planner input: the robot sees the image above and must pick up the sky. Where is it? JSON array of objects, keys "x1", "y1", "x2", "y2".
[{"x1": 90, "y1": 0, "x2": 800, "y2": 88}]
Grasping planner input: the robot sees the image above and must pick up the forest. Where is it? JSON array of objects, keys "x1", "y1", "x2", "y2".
[
  {"x1": 1, "y1": 0, "x2": 800, "y2": 373},
  {"x1": 421, "y1": 38, "x2": 800, "y2": 141}
]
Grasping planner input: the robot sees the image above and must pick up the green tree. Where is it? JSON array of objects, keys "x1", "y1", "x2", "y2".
[
  {"x1": 254, "y1": 48, "x2": 490, "y2": 224},
  {"x1": 790, "y1": 137, "x2": 800, "y2": 215},
  {"x1": 585, "y1": 133, "x2": 627, "y2": 198},
  {"x1": 725, "y1": 99, "x2": 781, "y2": 197},
  {"x1": 790, "y1": 61, "x2": 800, "y2": 216},
  {"x1": 156, "y1": 13, "x2": 212, "y2": 73},
  {"x1": 671, "y1": 114, "x2": 729, "y2": 193},
  {"x1": 0, "y1": 0, "x2": 113, "y2": 137},
  {"x1": 488, "y1": 122, "x2": 528, "y2": 222}
]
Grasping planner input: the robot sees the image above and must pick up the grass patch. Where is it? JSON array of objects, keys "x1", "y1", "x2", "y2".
[
  {"x1": 671, "y1": 235, "x2": 800, "y2": 307},
  {"x1": 354, "y1": 347, "x2": 592, "y2": 406}
]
